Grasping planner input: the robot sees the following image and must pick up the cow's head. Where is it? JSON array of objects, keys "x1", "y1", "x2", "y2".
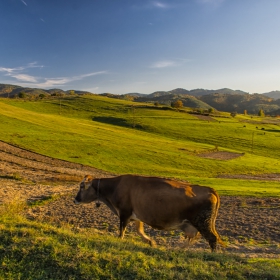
[{"x1": 74, "y1": 175, "x2": 98, "y2": 204}]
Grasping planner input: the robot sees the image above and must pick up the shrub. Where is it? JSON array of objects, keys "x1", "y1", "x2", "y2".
[
  {"x1": 171, "y1": 100, "x2": 183, "y2": 109},
  {"x1": 18, "y1": 92, "x2": 27, "y2": 98}
]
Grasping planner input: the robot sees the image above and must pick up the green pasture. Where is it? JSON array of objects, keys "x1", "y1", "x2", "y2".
[
  {"x1": 0, "y1": 96, "x2": 280, "y2": 197},
  {"x1": 0, "y1": 205, "x2": 279, "y2": 280}
]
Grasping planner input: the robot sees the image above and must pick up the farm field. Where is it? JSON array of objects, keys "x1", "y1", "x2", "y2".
[{"x1": 0, "y1": 95, "x2": 280, "y2": 279}]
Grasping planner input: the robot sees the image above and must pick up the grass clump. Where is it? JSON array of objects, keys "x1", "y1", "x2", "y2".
[{"x1": 0, "y1": 203, "x2": 279, "y2": 279}]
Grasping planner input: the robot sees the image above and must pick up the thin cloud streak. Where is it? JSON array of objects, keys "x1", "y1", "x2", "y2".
[
  {"x1": 132, "y1": 1, "x2": 171, "y2": 10},
  {"x1": 37, "y1": 71, "x2": 107, "y2": 87},
  {"x1": 27, "y1": 62, "x2": 44, "y2": 68},
  {"x1": 20, "y1": 0, "x2": 27, "y2": 6},
  {"x1": 149, "y1": 58, "x2": 190, "y2": 69},
  {"x1": 152, "y1": 2, "x2": 169, "y2": 9},
  {"x1": 0, "y1": 63, "x2": 106, "y2": 88},
  {"x1": 196, "y1": 0, "x2": 225, "y2": 6},
  {"x1": 150, "y1": 60, "x2": 176, "y2": 68},
  {"x1": 0, "y1": 66, "x2": 24, "y2": 73},
  {"x1": 0, "y1": 62, "x2": 43, "y2": 75},
  {"x1": 11, "y1": 74, "x2": 37, "y2": 83}
]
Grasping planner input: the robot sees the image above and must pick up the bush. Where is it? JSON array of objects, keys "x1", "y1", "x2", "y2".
[
  {"x1": 18, "y1": 92, "x2": 27, "y2": 98},
  {"x1": 171, "y1": 100, "x2": 183, "y2": 109},
  {"x1": 39, "y1": 94, "x2": 46, "y2": 99}
]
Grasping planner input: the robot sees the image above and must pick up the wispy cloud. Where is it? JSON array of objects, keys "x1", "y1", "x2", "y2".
[
  {"x1": 36, "y1": 71, "x2": 107, "y2": 88},
  {"x1": 0, "y1": 63, "x2": 106, "y2": 88},
  {"x1": 132, "y1": 1, "x2": 171, "y2": 10},
  {"x1": 150, "y1": 58, "x2": 191, "y2": 69},
  {"x1": 196, "y1": 0, "x2": 225, "y2": 6},
  {"x1": 27, "y1": 62, "x2": 44, "y2": 68},
  {"x1": 0, "y1": 62, "x2": 43, "y2": 73},
  {"x1": 150, "y1": 60, "x2": 176, "y2": 68},
  {"x1": 152, "y1": 1, "x2": 169, "y2": 9},
  {"x1": 0, "y1": 66, "x2": 24, "y2": 74},
  {"x1": 0, "y1": 62, "x2": 43, "y2": 77},
  {"x1": 20, "y1": 0, "x2": 27, "y2": 6},
  {"x1": 11, "y1": 74, "x2": 38, "y2": 83}
]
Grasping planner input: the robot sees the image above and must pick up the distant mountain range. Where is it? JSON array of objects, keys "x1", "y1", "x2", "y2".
[
  {"x1": 123, "y1": 88, "x2": 280, "y2": 115},
  {"x1": 1, "y1": 83, "x2": 280, "y2": 115},
  {"x1": 0, "y1": 83, "x2": 91, "y2": 98}
]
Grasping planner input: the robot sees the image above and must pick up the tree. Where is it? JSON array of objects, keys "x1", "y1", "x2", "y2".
[
  {"x1": 171, "y1": 100, "x2": 183, "y2": 109},
  {"x1": 39, "y1": 94, "x2": 46, "y2": 99},
  {"x1": 18, "y1": 92, "x2": 26, "y2": 98},
  {"x1": 258, "y1": 109, "x2": 265, "y2": 117},
  {"x1": 230, "y1": 111, "x2": 237, "y2": 117}
]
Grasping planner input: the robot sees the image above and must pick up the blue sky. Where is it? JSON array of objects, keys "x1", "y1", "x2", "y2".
[{"x1": 1, "y1": 0, "x2": 280, "y2": 94}]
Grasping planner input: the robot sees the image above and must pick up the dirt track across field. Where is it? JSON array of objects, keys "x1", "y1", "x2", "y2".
[{"x1": 0, "y1": 141, "x2": 279, "y2": 258}]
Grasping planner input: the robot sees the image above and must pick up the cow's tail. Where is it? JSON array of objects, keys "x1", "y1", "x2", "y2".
[{"x1": 211, "y1": 189, "x2": 226, "y2": 247}]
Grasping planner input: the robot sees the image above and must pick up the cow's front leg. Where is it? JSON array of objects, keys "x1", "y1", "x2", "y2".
[{"x1": 119, "y1": 213, "x2": 130, "y2": 239}]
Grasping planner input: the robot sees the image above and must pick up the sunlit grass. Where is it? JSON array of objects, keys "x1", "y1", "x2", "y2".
[
  {"x1": 0, "y1": 96, "x2": 280, "y2": 196},
  {"x1": 0, "y1": 203, "x2": 279, "y2": 280}
]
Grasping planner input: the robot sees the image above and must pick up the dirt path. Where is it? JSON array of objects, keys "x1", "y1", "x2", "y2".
[{"x1": 0, "y1": 141, "x2": 279, "y2": 258}]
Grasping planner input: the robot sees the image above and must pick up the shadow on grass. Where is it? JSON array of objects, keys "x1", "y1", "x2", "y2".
[
  {"x1": 266, "y1": 129, "x2": 280, "y2": 133},
  {"x1": 93, "y1": 116, "x2": 129, "y2": 127},
  {"x1": 92, "y1": 116, "x2": 144, "y2": 129}
]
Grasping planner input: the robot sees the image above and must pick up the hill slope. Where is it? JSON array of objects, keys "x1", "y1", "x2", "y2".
[{"x1": 1, "y1": 95, "x2": 280, "y2": 184}]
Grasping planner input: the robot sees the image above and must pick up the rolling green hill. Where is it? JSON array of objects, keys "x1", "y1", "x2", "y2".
[
  {"x1": 2, "y1": 83, "x2": 280, "y2": 114},
  {"x1": 0, "y1": 95, "x2": 280, "y2": 196}
]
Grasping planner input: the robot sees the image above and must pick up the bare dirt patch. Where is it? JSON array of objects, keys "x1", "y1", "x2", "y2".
[
  {"x1": 218, "y1": 173, "x2": 280, "y2": 181},
  {"x1": 198, "y1": 151, "x2": 244, "y2": 160},
  {"x1": 0, "y1": 141, "x2": 279, "y2": 258},
  {"x1": 193, "y1": 114, "x2": 216, "y2": 122}
]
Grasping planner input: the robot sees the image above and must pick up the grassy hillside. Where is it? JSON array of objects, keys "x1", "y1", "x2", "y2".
[{"x1": 0, "y1": 95, "x2": 280, "y2": 196}]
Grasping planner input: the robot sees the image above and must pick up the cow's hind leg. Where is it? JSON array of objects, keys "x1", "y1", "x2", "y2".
[
  {"x1": 193, "y1": 222, "x2": 218, "y2": 251},
  {"x1": 191, "y1": 213, "x2": 219, "y2": 252},
  {"x1": 135, "y1": 221, "x2": 156, "y2": 247}
]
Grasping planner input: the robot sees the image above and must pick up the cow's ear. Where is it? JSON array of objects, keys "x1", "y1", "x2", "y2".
[
  {"x1": 84, "y1": 175, "x2": 94, "y2": 182},
  {"x1": 82, "y1": 175, "x2": 94, "y2": 190}
]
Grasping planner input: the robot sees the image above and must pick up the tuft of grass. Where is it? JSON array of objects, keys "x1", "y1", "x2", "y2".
[{"x1": 27, "y1": 195, "x2": 59, "y2": 207}]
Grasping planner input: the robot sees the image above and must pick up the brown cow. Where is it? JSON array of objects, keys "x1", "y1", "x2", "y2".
[{"x1": 74, "y1": 174, "x2": 223, "y2": 251}]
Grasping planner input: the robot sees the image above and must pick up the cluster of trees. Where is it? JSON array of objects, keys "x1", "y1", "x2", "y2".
[
  {"x1": 231, "y1": 109, "x2": 265, "y2": 118},
  {"x1": 17, "y1": 91, "x2": 76, "y2": 100}
]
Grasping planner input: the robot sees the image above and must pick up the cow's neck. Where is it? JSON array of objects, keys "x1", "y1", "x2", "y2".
[{"x1": 96, "y1": 178, "x2": 120, "y2": 217}]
